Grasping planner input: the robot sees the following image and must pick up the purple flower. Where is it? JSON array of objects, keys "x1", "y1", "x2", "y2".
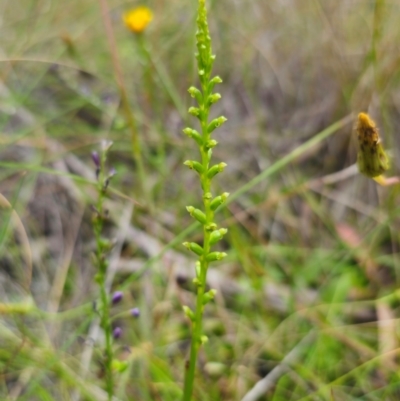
[
  {"x1": 91, "y1": 151, "x2": 100, "y2": 168},
  {"x1": 112, "y1": 291, "x2": 123, "y2": 305},
  {"x1": 108, "y1": 167, "x2": 116, "y2": 178},
  {"x1": 113, "y1": 327, "x2": 122, "y2": 339},
  {"x1": 130, "y1": 307, "x2": 140, "y2": 318},
  {"x1": 104, "y1": 167, "x2": 117, "y2": 189},
  {"x1": 101, "y1": 140, "x2": 113, "y2": 152}
]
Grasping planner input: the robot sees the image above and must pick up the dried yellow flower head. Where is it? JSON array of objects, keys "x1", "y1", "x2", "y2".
[
  {"x1": 123, "y1": 6, "x2": 153, "y2": 34},
  {"x1": 356, "y1": 112, "x2": 389, "y2": 178}
]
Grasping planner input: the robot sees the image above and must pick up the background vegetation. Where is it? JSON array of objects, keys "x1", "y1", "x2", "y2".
[{"x1": 1, "y1": 0, "x2": 400, "y2": 400}]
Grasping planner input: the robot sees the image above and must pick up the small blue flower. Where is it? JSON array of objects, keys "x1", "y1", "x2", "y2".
[
  {"x1": 112, "y1": 291, "x2": 123, "y2": 305},
  {"x1": 130, "y1": 307, "x2": 140, "y2": 318},
  {"x1": 113, "y1": 327, "x2": 122, "y2": 339},
  {"x1": 91, "y1": 151, "x2": 100, "y2": 169}
]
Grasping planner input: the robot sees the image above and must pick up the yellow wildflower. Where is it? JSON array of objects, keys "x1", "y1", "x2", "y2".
[
  {"x1": 355, "y1": 113, "x2": 400, "y2": 186},
  {"x1": 356, "y1": 112, "x2": 389, "y2": 179},
  {"x1": 123, "y1": 6, "x2": 153, "y2": 34}
]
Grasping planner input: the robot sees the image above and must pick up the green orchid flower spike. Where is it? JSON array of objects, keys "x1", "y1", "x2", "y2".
[{"x1": 181, "y1": 1, "x2": 229, "y2": 400}]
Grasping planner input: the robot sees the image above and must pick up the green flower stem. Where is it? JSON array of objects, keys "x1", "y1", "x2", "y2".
[
  {"x1": 99, "y1": 0, "x2": 147, "y2": 203},
  {"x1": 99, "y1": 277, "x2": 113, "y2": 401},
  {"x1": 182, "y1": 1, "x2": 227, "y2": 400},
  {"x1": 182, "y1": 93, "x2": 213, "y2": 401},
  {"x1": 93, "y1": 146, "x2": 114, "y2": 401},
  {"x1": 182, "y1": 262, "x2": 207, "y2": 401}
]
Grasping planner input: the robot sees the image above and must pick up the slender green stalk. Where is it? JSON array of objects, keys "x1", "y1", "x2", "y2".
[
  {"x1": 92, "y1": 142, "x2": 115, "y2": 401},
  {"x1": 99, "y1": 0, "x2": 147, "y2": 203},
  {"x1": 182, "y1": 1, "x2": 228, "y2": 400}
]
